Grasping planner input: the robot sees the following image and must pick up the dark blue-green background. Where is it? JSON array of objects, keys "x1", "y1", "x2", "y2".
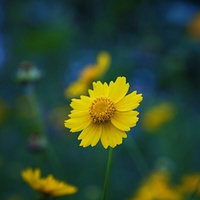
[{"x1": 1, "y1": 0, "x2": 200, "y2": 199}]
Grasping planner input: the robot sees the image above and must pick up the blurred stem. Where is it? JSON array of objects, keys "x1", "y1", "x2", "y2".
[
  {"x1": 187, "y1": 178, "x2": 200, "y2": 200},
  {"x1": 25, "y1": 85, "x2": 63, "y2": 177},
  {"x1": 102, "y1": 147, "x2": 113, "y2": 200},
  {"x1": 124, "y1": 135, "x2": 149, "y2": 178}
]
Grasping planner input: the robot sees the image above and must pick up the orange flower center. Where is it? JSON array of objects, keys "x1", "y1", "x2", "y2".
[{"x1": 89, "y1": 97, "x2": 116, "y2": 123}]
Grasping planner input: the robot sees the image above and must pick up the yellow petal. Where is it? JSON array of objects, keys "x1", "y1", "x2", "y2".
[
  {"x1": 70, "y1": 97, "x2": 90, "y2": 111},
  {"x1": 21, "y1": 168, "x2": 78, "y2": 197},
  {"x1": 51, "y1": 184, "x2": 78, "y2": 196},
  {"x1": 115, "y1": 91, "x2": 143, "y2": 111},
  {"x1": 91, "y1": 127, "x2": 102, "y2": 147},
  {"x1": 101, "y1": 121, "x2": 126, "y2": 149},
  {"x1": 68, "y1": 110, "x2": 89, "y2": 118},
  {"x1": 34, "y1": 168, "x2": 41, "y2": 180},
  {"x1": 64, "y1": 80, "x2": 89, "y2": 98},
  {"x1": 80, "y1": 95, "x2": 92, "y2": 104},
  {"x1": 92, "y1": 81, "x2": 109, "y2": 97},
  {"x1": 88, "y1": 89, "x2": 96, "y2": 98},
  {"x1": 108, "y1": 77, "x2": 129, "y2": 103},
  {"x1": 78, "y1": 123, "x2": 102, "y2": 147},
  {"x1": 111, "y1": 111, "x2": 139, "y2": 131},
  {"x1": 96, "y1": 51, "x2": 111, "y2": 73},
  {"x1": 21, "y1": 169, "x2": 31, "y2": 183},
  {"x1": 64, "y1": 113, "x2": 91, "y2": 132}
]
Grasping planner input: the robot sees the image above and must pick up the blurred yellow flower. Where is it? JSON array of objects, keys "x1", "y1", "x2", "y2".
[
  {"x1": 178, "y1": 173, "x2": 200, "y2": 195},
  {"x1": 21, "y1": 168, "x2": 78, "y2": 197},
  {"x1": 65, "y1": 51, "x2": 111, "y2": 98},
  {"x1": 65, "y1": 76, "x2": 143, "y2": 149},
  {"x1": 187, "y1": 12, "x2": 200, "y2": 40},
  {"x1": 141, "y1": 102, "x2": 176, "y2": 133},
  {"x1": 127, "y1": 170, "x2": 181, "y2": 200}
]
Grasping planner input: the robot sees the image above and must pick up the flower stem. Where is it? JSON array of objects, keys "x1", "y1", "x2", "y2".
[
  {"x1": 25, "y1": 85, "x2": 64, "y2": 177},
  {"x1": 187, "y1": 178, "x2": 200, "y2": 200},
  {"x1": 39, "y1": 194, "x2": 52, "y2": 200},
  {"x1": 102, "y1": 147, "x2": 113, "y2": 200}
]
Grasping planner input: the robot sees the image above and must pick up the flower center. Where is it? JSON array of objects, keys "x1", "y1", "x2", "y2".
[{"x1": 89, "y1": 97, "x2": 116, "y2": 123}]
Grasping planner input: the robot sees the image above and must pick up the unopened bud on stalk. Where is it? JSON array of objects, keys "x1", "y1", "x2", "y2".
[
  {"x1": 16, "y1": 61, "x2": 41, "y2": 85},
  {"x1": 27, "y1": 132, "x2": 47, "y2": 154}
]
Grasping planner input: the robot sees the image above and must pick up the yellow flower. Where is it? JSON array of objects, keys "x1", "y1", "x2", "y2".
[
  {"x1": 141, "y1": 102, "x2": 176, "y2": 133},
  {"x1": 65, "y1": 79, "x2": 91, "y2": 99},
  {"x1": 65, "y1": 51, "x2": 111, "y2": 98},
  {"x1": 21, "y1": 168, "x2": 78, "y2": 197},
  {"x1": 64, "y1": 76, "x2": 143, "y2": 149},
  {"x1": 187, "y1": 11, "x2": 200, "y2": 40},
  {"x1": 128, "y1": 170, "x2": 181, "y2": 200},
  {"x1": 178, "y1": 173, "x2": 200, "y2": 195}
]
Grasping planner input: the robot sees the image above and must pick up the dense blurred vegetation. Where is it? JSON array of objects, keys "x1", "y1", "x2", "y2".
[{"x1": 1, "y1": 0, "x2": 200, "y2": 199}]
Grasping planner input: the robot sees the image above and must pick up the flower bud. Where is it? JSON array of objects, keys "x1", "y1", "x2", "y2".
[
  {"x1": 16, "y1": 61, "x2": 41, "y2": 85},
  {"x1": 27, "y1": 132, "x2": 47, "y2": 154}
]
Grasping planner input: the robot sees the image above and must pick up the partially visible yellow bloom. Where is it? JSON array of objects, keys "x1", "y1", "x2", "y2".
[
  {"x1": 65, "y1": 79, "x2": 91, "y2": 99},
  {"x1": 187, "y1": 12, "x2": 200, "y2": 40},
  {"x1": 65, "y1": 51, "x2": 111, "y2": 98},
  {"x1": 141, "y1": 102, "x2": 176, "y2": 133},
  {"x1": 178, "y1": 173, "x2": 200, "y2": 195},
  {"x1": 127, "y1": 170, "x2": 181, "y2": 200},
  {"x1": 65, "y1": 76, "x2": 143, "y2": 149},
  {"x1": 21, "y1": 168, "x2": 78, "y2": 197}
]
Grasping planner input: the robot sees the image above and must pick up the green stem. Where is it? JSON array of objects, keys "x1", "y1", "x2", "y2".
[
  {"x1": 25, "y1": 85, "x2": 64, "y2": 177},
  {"x1": 39, "y1": 194, "x2": 52, "y2": 200},
  {"x1": 102, "y1": 147, "x2": 113, "y2": 200},
  {"x1": 187, "y1": 178, "x2": 200, "y2": 200},
  {"x1": 124, "y1": 135, "x2": 149, "y2": 178}
]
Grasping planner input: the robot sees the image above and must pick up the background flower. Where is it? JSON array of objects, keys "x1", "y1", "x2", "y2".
[
  {"x1": 127, "y1": 169, "x2": 182, "y2": 200},
  {"x1": 21, "y1": 168, "x2": 78, "y2": 197},
  {"x1": 141, "y1": 102, "x2": 176, "y2": 133},
  {"x1": 64, "y1": 51, "x2": 111, "y2": 98},
  {"x1": 178, "y1": 173, "x2": 200, "y2": 195}
]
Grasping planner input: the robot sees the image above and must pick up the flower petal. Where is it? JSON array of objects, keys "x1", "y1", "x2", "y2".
[
  {"x1": 92, "y1": 81, "x2": 109, "y2": 97},
  {"x1": 70, "y1": 96, "x2": 91, "y2": 111},
  {"x1": 64, "y1": 80, "x2": 89, "y2": 98},
  {"x1": 115, "y1": 91, "x2": 143, "y2": 111},
  {"x1": 64, "y1": 113, "x2": 91, "y2": 132},
  {"x1": 51, "y1": 184, "x2": 77, "y2": 196},
  {"x1": 108, "y1": 77, "x2": 129, "y2": 103},
  {"x1": 68, "y1": 110, "x2": 89, "y2": 118},
  {"x1": 101, "y1": 121, "x2": 126, "y2": 149},
  {"x1": 78, "y1": 123, "x2": 102, "y2": 147},
  {"x1": 111, "y1": 111, "x2": 139, "y2": 131},
  {"x1": 88, "y1": 89, "x2": 95, "y2": 98}
]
